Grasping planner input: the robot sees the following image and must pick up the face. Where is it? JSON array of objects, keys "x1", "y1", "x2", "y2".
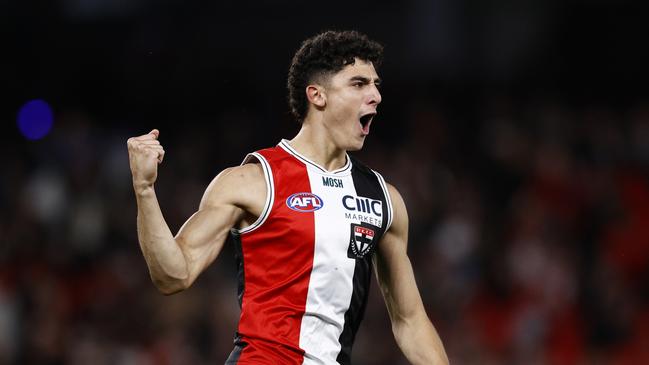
[{"x1": 318, "y1": 58, "x2": 382, "y2": 151}]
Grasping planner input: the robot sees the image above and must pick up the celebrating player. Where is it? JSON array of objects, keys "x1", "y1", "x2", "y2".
[{"x1": 127, "y1": 30, "x2": 448, "y2": 365}]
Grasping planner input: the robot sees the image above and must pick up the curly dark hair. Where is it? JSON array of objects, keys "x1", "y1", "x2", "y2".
[{"x1": 287, "y1": 30, "x2": 384, "y2": 123}]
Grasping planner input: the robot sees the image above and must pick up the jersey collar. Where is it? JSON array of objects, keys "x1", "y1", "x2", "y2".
[{"x1": 279, "y1": 139, "x2": 352, "y2": 175}]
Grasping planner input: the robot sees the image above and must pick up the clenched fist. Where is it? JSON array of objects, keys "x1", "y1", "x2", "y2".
[{"x1": 127, "y1": 129, "x2": 166, "y2": 194}]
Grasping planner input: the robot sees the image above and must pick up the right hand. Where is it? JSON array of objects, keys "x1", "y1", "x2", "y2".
[{"x1": 127, "y1": 129, "x2": 165, "y2": 193}]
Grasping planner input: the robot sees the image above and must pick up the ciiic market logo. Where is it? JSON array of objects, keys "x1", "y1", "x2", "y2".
[{"x1": 286, "y1": 192, "x2": 324, "y2": 212}]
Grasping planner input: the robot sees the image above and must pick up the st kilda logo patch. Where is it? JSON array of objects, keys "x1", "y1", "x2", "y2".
[{"x1": 348, "y1": 222, "x2": 377, "y2": 259}]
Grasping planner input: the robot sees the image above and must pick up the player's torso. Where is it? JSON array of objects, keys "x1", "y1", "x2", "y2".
[{"x1": 227, "y1": 140, "x2": 393, "y2": 365}]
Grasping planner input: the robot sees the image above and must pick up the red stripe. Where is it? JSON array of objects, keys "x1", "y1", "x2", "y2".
[{"x1": 236, "y1": 148, "x2": 314, "y2": 364}]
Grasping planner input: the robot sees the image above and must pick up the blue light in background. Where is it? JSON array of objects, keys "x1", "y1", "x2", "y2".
[{"x1": 17, "y1": 99, "x2": 54, "y2": 140}]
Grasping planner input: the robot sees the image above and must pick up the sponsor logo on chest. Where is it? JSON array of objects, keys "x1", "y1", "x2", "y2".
[
  {"x1": 322, "y1": 176, "x2": 344, "y2": 188},
  {"x1": 342, "y1": 195, "x2": 383, "y2": 228}
]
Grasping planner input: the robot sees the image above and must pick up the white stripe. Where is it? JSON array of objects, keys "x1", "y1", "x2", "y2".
[
  {"x1": 299, "y1": 166, "x2": 357, "y2": 364},
  {"x1": 373, "y1": 170, "x2": 393, "y2": 231},
  {"x1": 233, "y1": 153, "x2": 274, "y2": 234}
]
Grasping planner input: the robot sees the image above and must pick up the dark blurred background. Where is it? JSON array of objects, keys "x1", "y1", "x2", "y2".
[{"x1": 2, "y1": 0, "x2": 649, "y2": 364}]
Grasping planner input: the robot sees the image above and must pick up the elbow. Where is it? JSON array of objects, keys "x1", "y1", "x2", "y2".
[
  {"x1": 434, "y1": 354, "x2": 450, "y2": 365},
  {"x1": 156, "y1": 283, "x2": 186, "y2": 296},
  {"x1": 429, "y1": 352, "x2": 449, "y2": 365},
  {"x1": 151, "y1": 275, "x2": 189, "y2": 295}
]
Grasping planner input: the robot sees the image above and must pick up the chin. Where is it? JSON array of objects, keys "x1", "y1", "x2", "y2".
[{"x1": 346, "y1": 139, "x2": 365, "y2": 152}]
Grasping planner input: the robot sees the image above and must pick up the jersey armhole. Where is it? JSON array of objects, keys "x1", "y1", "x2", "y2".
[
  {"x1": 232, "y1": 152, "x2": 275, "y2": 235},
  {"x1": 372, "y1": 170, "x2": 394, "y2": 232}
]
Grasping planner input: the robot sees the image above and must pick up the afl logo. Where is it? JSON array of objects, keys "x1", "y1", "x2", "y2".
[{"x1": 286, "y1": 192, "x2": 324, "y2": 212}]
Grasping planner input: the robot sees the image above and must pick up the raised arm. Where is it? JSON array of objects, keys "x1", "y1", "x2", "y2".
[
  {"x1": 373, "y1": 184, "x2": 449, "y2": 365},
  {"x1": 127, "y1": 129, "x2": 265, "y2": 295}
]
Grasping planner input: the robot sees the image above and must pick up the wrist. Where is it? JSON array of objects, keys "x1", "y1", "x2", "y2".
[{"x1": 133, "y1": 182, "x2": 155, "y2": 197}]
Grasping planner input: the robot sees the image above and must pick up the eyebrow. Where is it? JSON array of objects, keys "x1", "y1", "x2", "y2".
[{"x1": 349, "y1": 75, "x2": 382, "y2": 85}]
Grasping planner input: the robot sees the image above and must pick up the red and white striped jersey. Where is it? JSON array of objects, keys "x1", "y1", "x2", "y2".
[{"x1": 225, "y1": 140, "x2": 394, "y2": 365}]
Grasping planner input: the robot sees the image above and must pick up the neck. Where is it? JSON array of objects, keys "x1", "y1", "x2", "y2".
[{"x1": 288, "y1": 117, "x2": 347, "y2": 172}]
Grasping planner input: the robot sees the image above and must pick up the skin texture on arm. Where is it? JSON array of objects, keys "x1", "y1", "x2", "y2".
[
  {"x1": 373, "y1": 183, "x2": 449, "y2": 365},
  {"x1": 127, "y1": 129, "x2": 265, "y2": 294},
  {"x1": 172, "y1": 163, "x2": 265, "y2": 290}
]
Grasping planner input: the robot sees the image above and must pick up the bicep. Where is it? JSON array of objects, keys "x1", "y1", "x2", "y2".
[
  {"x1": 174, "y1": 164, "x2": 263, "y2": 286},
  {"x1": 175, "y1": 202, "x2": 242, "y2": 286}
]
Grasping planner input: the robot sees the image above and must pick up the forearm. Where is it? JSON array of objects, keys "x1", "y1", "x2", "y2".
[
  {"x1": 392, "y1": 312, "x2": 449, "y2": 365},
  {"x1": 135, "y1": 186, "x2": 189, "y2": 294}
]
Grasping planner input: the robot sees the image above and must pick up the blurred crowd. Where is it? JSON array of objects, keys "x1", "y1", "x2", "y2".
[{"x1": 2, "y1": 95, "x2": 649, "y2": 365}]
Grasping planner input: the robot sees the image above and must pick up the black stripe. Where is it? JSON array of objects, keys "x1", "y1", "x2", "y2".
[
  {"x1": 226, "y1": 232, "x2": 246, "y2": 364},
  {"x1": 336, "y1": 256, "x2": 372, "y2": 365},
  {"x1": 374, "y1": 171, "x2": 393, "y2": 230},
  {"x1": 231, "y1": 230, "x2": 245, "y2": 308},
  {"x1": 224, "y1": 340, "x2": 246, "y2": 364},
  {"x1": 336, "y1": 157, "x2": 390, "y2": 364}
]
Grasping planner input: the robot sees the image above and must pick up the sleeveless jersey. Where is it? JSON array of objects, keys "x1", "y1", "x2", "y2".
[{"x1": 225, "y1": 140, "x2": 394, "y2": 365}]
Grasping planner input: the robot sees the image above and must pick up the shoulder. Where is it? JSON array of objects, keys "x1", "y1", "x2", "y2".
[
  {"x1": 376, "y1": 181, "x2": 410, "y2": 252},
  {"x1": 199, "y1": 163, "x2": 266, "y2": 209},
  {"x1": 385, "y1": 183, "x2": 406, "y2": 211},
  {"x1": 384, "y1": 182, "x2": 408, "y2": 233}
]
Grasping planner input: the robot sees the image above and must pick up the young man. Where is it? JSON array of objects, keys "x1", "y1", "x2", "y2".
[{"x1": 127, "y1": 30, "x2": 448, "y2": 365}]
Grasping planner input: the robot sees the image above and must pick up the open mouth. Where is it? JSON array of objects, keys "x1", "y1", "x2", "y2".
[{"x1": 359, "y1": 113, "x2": 376, "y2": 134}]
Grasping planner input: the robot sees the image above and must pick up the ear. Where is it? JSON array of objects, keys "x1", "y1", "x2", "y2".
[{"x1": 306, "y1": 84, "x2": 327, "y2": 108}]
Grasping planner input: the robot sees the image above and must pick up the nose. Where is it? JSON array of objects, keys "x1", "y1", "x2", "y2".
[{"x1": 368, "y1": 84, "x2": 382, "y2": 106}]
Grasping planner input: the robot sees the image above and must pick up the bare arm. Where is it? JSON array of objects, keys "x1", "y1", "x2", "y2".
[
  {"x1": 127, "y1": 129, "x2": 264, "y2": 294},
  {"x1": 374, "y1": 184, "x2": 449, "y2": 365}
]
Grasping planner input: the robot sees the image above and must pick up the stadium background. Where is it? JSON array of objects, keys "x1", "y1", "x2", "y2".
[{"x1": 2, "y1": 1, "x2": 649, "y2": 364}]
